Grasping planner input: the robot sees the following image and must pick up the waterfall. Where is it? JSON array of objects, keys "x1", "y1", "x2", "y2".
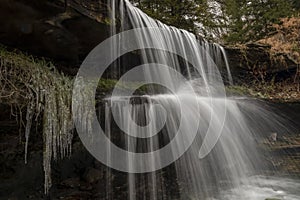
[
  {"x1": 99, "y1": 0, "x2": 256, "y2": 199},
  {"x1": 72, "y1": 0, "x2": 296, "y2": 199},
  {"x1": 219, "y1": 46, "x2": 234, "y2": 85}
]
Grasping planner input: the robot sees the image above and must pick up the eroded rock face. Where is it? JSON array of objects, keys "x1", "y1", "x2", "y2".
[
  {"x1": 224, "y1": 43, "x2": 299, "y2": 82},
  {"x1": 0, "y1": 0, "x2": 109, "y2": 75}
]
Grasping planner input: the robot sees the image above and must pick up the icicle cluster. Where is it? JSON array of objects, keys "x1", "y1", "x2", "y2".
[{"x1": 0, "y1": 47, "x2": 74, "y2": 193}]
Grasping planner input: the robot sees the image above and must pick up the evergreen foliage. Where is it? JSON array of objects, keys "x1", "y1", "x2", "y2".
[{"x1": 130, "y1": 0, "x2": 298, "y2": 43}]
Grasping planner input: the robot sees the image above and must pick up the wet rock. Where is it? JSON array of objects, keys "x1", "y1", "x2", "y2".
[
  {"x1": 246, "y1": 42, "x2": 272, "y2": 49},
  {"x1": 93, "y1": 159, "x2": 103, "y2": 169},
  {"x1": 269, "y1": 133, "x2": 278, "y2": 142},
  {"x1": 60, "y1": 178, "x2": 81, "y2": 189},
  {"x1": 57, "y1": 190, "x2": 92, "y2": 200},
  {"x1": 7, "y1": 197, "x2": 18, "y2": 200},
  {"x1": 79, "y1": 183, "x2": 93, "y2": 191},
  {"x1": 83, "y1": 168, "x2": 103, "y2": 184}
]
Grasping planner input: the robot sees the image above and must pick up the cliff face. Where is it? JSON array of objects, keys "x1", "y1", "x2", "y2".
[
  {"x1": 225, "y1": 43, "x2": 299, "y2": 82},
  {"x1": 0, "y1": 0, "x2": 298, "y2": 80},
  {"x1": 225, "y1": 17, "x2": 300, "y2": 83}
]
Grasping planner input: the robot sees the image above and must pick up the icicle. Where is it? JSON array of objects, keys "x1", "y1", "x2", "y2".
[
  {"x1": 42, "y1": 79, "x2": 74, "y2": 194},
  {"x1": 24, "y1": 95, "x2": 35, "y2": 164},
  {"x1": 43, "y1": 90, "x2": 53, "y2": 194},
  {"x1": 0, "y1": 46, "x2": 74, "y2": 194}
]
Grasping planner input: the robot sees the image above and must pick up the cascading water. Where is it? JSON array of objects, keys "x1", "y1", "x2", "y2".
[{"x1": 72, "y1": 0, "x2": 299, "y2": 199}]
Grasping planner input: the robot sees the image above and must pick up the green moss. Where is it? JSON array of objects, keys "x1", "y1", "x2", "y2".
[
  {"x1": 226, "y1": 85, "x2": 252, "y2": 96},
  {"x1": 97, "y1": 79, "x2": 165, "y2": 96},
  {"x1": 98, "y1": 79, "x2": 118, "y2": 92}
]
